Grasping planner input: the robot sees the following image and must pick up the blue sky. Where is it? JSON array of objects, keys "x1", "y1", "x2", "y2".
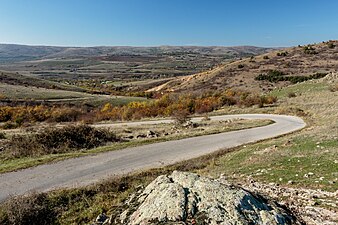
[{"x1": 0, "y1": 0, "x2": 337, "y2": 47}]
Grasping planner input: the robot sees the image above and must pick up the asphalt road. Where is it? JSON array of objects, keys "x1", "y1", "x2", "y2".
[{"x1": 0, "y1": 114, "x2": 306, "y2": 202}]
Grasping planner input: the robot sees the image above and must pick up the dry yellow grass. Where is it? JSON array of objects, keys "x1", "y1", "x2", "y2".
[{"x1": 149, "y1": 40, "x2": 338, "y2": 93}]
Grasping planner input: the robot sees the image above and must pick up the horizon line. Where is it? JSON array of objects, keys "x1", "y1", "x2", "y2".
[{"x1": 0, "y1": 41, "x2": 287, "y2": 49}]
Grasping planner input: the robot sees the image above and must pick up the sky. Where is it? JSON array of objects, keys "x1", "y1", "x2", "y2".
[{"x1": 0, "y1": 0, "x2": 337, "y2": 47}]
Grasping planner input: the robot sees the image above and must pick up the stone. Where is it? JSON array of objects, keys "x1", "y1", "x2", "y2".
[
  {"x1": 146, "y1": 130, "x2": 156, "y2": 137},
  {"x1": 118, "y1": 171, "x2": 300, "y2": 225},
  {"x1": 136, "y1": 134, "x2": 147, "y2": 139},
  {"x1": 95, "y1": 213, "x2": 109, "y2": 224}
]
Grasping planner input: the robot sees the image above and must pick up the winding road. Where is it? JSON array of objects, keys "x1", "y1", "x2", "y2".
[{"x1": 0, "y1": 114, "x2": 305, "y2": 202}]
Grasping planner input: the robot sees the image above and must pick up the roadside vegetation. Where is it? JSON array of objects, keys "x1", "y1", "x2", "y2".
[
  {"x1": 7, "y1": 125, "x2": 119, "y2": 158},
  {"x1": 0, "y1": 90, "x2": 276, "y2": 129},
  {"x1": 0, "y1": 78, "x2": 335, "y2": 224},
  {"x1": 0, "y1": 119, "x2": 271, "y2": 173}
]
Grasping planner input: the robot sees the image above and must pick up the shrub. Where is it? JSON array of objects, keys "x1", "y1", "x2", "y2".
[
  {"x1": 7, "y1": 125, "x2": 120, "y2": 158},
  {"x1": 172, "y1": 109, "x2": 190, "y2": 125},
  {"x1": 263, "y1": 55, "x2": 269, "y2": 59},
  {"x1": 1, "y1": 192, "x2": 55, "y2": 225},
  {"x1": 329, "y1": 84, "x2": 338, "y2": 92},
  {"x1": 303, "y1": 45, "x2": 318, "y2": 54},
  {"x1": 0, "y1": 132, "x2": 6, "y2": 139},
  {"x1": 237, "y1": 64, "x2": 245, "y2": 69},
  {"x1": 1, "y1": 122, "x2": 20, "y2": 130},
  {"x1": 277, "y1": 51, "x2": 288, "y2": 57},
  {"x1": 327, "y1": 42, "x2": 336, "y2": 49},
  {"x1": 255, "y1": 71, "x2": 327, "y2": 84},
  {"x1": 288, "y1": 92, "x2": 297, "y2": 98}
]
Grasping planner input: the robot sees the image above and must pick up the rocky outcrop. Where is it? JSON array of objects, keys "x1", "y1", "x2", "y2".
[
  {"x1": 116, "y1": 171, "x2": 300, "y2": 225},
  {"x1": 240, "y1": 176, "x2": 338, "y2": 225}
]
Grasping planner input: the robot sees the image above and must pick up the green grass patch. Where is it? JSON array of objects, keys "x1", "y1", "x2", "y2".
[
  {"x1": 270, "y1": 82, "x2": 329, "y2": 98},
  {"x1": 201, "y1": 135, "x2": 338, "y2": 192}
]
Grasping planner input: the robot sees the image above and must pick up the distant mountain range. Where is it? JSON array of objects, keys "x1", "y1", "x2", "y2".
[{"x1": 0, "y1": 43, "x2": 274, "y2": 63}]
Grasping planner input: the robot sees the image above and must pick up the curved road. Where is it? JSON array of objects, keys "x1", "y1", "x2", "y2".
[{"x1": 0, "y1": 114, "x2": 305, "y2": 202}]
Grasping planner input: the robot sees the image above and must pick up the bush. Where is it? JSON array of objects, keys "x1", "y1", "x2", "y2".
[
  {"x1": 0, "y1": 132, "x2": 6, "y2": 139},
  {"x1": 288, "y1": 92, "x2": 297, "y2": 98},
  {"x1": 1, "y1": 122, "x2": 20, "y2": 130},
  {"x1": 172, "y1": 109, "x2": 190, "y2": 125},
  {"x1": 263, "y1": 55, "x2": 269, "y2": 59},
  {"x1": 329, "y1": 84, "x2": 338, "y2": 92},
  {"x1": 1, "y1": 192, "x2": 55, "y2": 225},
  {"x1": 327, "y1": 42, "x2": 336, "y2": 49},
  {"x1": 237, "y1": 64, "x2": 245, "y2": 69},
  {"x1": 303, "y1": 45, "x2": 318, "y2": 54},
  {"x1": 7, "y1": 125, "x2": 120, "y2": 158},
  {"x1": 255, "y1": 71, "x2": 327, "y2": 84},
  {"x1": 277, "y1": 51, "x2": 288, "y2": 57}
]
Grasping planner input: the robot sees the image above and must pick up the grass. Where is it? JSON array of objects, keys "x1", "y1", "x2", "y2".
[
  {"x1": 0, "y1": 79, "x2": 337, "y2": 224},
  {"x1": 199, "y1": 79, "x2": 338, "y2": 190},
  {"x1": 198, "y1": 135, "x2": 337, "y2": 192},
  {"x1": 0, "y1": 119, "x2": 271, "y2": 173},
  {"x1": 0, "y1": 83, "x2": 90, "y2": 100},
  {"x1": 0, "y1": 83, "x2": 146, "y2": 106}
]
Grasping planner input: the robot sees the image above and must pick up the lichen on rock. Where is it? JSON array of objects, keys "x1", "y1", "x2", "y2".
[{"x1": 116, "y1": 171, "x2": 300, "y2": 225}]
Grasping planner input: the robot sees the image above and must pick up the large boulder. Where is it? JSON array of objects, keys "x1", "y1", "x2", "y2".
[{"x1": 118, "y1": 171, "x2": 301, "y2": 225}]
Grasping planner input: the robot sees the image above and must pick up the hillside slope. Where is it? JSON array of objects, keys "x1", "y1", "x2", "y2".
[
  {"x1": 0, "y1": 71, "x2": 85, "y2": 92},
  {"x1": 148, "y1": 40, "x2": 338, "y2": 93}
]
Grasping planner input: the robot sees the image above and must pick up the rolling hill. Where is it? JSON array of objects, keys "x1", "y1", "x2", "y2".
[
  {"x1": 0, "y1": 71, "x2": 85, "y2": 92},
  {"x1": 0, "y1": 44, "x2": 273, "y2": 87},
  {"x1": 148, "y1": 40, "x2": 338, "y2": 93}
]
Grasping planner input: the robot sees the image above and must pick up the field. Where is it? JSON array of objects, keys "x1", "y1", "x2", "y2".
[
  {"x1": 0, "y1": 82, "x2": 145, "y2": 107},
  {"x1": 0, "y1": 45, "x2": 272, "y2": 93}
]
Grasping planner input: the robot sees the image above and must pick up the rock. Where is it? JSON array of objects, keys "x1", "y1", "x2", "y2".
[
  {"x1": 123, "y1": 135, "x2": 134, "y2": 140},
  {"x1": 119, "y1": 171, "x2": 300, "y2": 225},
  {"x1": 95, "y1": 213, "x2": 109, "y2": 224},
  {"x1": 136, "y1": 134, "x2": 147, "y2": 139},
  {"x1": 146, "y1": 130, "x2": 159, "y2": 138},
  {"x1": 182, "y1": 121, "x2": 197, "y2": 128}
]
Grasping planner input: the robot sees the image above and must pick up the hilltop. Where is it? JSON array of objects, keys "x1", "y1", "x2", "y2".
[{"x1": 148, "y1": 40, "x2": 338, "y2": 93}]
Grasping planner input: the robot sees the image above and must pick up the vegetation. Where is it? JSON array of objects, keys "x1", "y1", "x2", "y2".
[
  {"x1": 96, "y1": 91, "x2": 277, "y2": 121},
  {"x1": 0, "y1": 132, "x2": 6, "y2": 139},
  {"x1": 303, "y1": 45, "x2": 318, "y2": 54},
  {"x1": 255, "y1": 70, "x2": 327, "y2": 84},
  {"x1": 287, "y1": 92, "x2": 296, "y2": 98},
  {"x1": 327, "y1": 42, "x2": 336, "y2": 49},
  {"x1": 329, "y1": 83, "x2": 338, "y2": 92},
  {"x1": 0, "y1": 90, "x2": 277, "y2": 128},
  {"x1": 0, "y1": 192, "x2": 55, "y2": 225},
  {"x1": 276, "y1": 51, "x2": 288, "y2": 56},
  {"x1": 0, "y1": 71, "x2": 85, "y2": 92},
  {"x1": 0, "y1": 119, "x2": 271, "y2": 174},
  {"x1": 0, "y1": 41, "x2": 337, "y2": 224},
  {"x1": 0, "y1": 105, "x2": 87, "y2": 127},
  {"x1": 6, "y1": 125, "x2": 119, "y2": 158}
]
